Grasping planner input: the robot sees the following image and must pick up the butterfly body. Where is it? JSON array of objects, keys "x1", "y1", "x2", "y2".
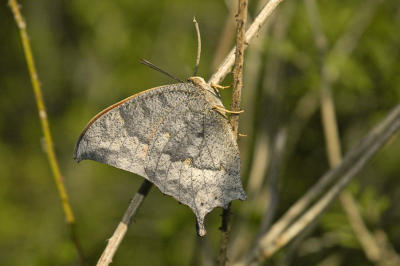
[{"x1": 74, "y1": 77, "x2": 246, "y2": 236}]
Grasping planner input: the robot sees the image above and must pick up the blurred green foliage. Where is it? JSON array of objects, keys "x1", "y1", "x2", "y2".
[{"x1": 1, "y1": 0, "x2": 400, "y2": 265}]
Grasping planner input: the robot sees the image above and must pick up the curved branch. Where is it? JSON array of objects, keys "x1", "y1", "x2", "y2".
[
  {"x1": 209, "y1": 0, "x2": 286, "y2": 85},
  {"x1": 97, "y1": 180, "x2": 152, "y2": 266},
  {"x1": 237, "y1": 103, "x2": 400, "y2": 264}
]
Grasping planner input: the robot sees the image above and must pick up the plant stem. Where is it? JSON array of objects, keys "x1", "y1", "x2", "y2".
[
  {"x1": 218, "y1": 0, "x2": 247, "y2": 265},
  {"x1": 97, "y1": 180, "x2": 152, "y2": 266},
  {"x1": 209, "y1": 0, "x2": 286, "y2": 85},
  {"x1": 8, "y1": 0, "x2": 84, "y2": 263}
]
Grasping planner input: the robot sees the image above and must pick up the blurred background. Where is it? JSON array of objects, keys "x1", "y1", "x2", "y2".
[{"x1": 1, "y1": 0, "x2": 400, "y2": 265}]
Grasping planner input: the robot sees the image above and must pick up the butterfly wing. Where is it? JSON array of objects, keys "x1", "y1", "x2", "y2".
[
  {"x1": 74, "y1": 82, "x2": 246, "y2": 235},
  {"x1": 74, "y1": 83, "x2": 198, "y2": 176},
  {"x1": 143, "y1": 88, "x2": 246, "y2": 235}
]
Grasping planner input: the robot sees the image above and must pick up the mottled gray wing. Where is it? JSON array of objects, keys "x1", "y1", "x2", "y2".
[
  {"x1": 74, "y1": 82, "x2": 246, "y2": 236},
  {"x1": 74, "y1": 83, "x2": 199, "y2": 177}
]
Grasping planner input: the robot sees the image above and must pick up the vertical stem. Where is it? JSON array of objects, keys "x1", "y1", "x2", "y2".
[
  {"x1": 305, "y1": 0, "x2": 383, "y2": 262},
  {"x1": 8, "y1": 0, "x2": 84, "y2": 263},
  {"x1": 230, "y1": 0, "x2": 248, "y2": 137},
  {"x1": 218, "y1": 0, "x2": 248, "y2": 265}
]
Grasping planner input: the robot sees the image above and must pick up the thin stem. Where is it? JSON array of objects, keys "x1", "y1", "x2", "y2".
[
  {"x1": 209, "y1": 0, "x2": 286, "y2": 85},
  {"x1": 218, "y1": 204, "x2": 233, "y2": 265},
  {"x1": 97, "y1": 180, "x2": 152, "y2": 266},
  {"x1": 257, "y1": 128, "x2": 287, "y2": 236},
  {"x1": 230, "y1": 0, "x2": 248, "y2": 136},
  {"x1": 218, "y1": 0, "x2": 248, "y2": 265},
  {"x1": 211, "y1": 0, "x2": 237, "y2": 71},
  {"x1": 257, "y1": 115, "x2": 400, "y2": 260},
  {"x1": 305, "y1": 0, "x2": 383, "y2": 262},
  {"x1": 235, "y1": 1, "x2": 385, "y2": 263},
  {"x1": 8, "y1": 0, "x2": 84, "y2": 263},
  {"x1": 238, "y1": 103, "x2": 400, "y2": 264}
]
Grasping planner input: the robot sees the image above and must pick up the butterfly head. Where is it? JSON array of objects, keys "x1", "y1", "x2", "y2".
[{"x1": 188, "y1": 76, "x2": 221, "y2": 99}]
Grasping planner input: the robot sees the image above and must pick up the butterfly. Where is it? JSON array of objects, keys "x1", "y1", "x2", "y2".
[{"x1": 74, "y1": 76, "x2": 246, "y2": 236}]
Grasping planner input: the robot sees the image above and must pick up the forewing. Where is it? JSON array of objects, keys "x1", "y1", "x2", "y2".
[
  {"x1": 144, "y1": 92, "x2": 246, "y2": 236},
  {"x1": 74, "y1": 83, "x2": 201, "y2": 178}
]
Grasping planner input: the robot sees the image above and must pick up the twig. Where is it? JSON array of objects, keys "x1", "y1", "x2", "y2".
[
  {"x1": 324, "y1": 0, "x2": 384, "y2": 85},
  {"x1": 340, "y1": 193, "x2": 381, "y2": 261},
  {"x1": 8, "y1": 0, "x2": 84, "y2": 263},
  {"x1": 374, "y1": 230, "x2": 400, "y2": 266},
  {"x1": 257, "y1": 128, "x2": 287, "y2": 236},
  {"x1": 209, "y1": 0, "x2": 285, "y2": 85},
  {"x1": 97, "y1": 180, "x2": 152, "y2": 266},
  {"x1": 217, "y1": 1, "x2": 248, "y2": 265},
  {"x1": 253, "y1": 0, "x2": 296, "y2": 234},
  {"x1": 230, "y1": 0, "x2": 247, "y2": 135},
  {"x1": 239, "y1": 103, "x2": 400, "y2": 264},
  {"x1": 234, "y1": 1, "x2": 386, "y2": 263},
  {"x1": 211, "y1": 0, "x2": 238, "y2": 71},
  {"x1": 192, "y1": 17, "x2": 201, "y2": 76},
  {"x1": 258, "y1": 115, "x2": 400, "y2": 260},
  {"x1": 305, "y1": 0, "x2": 383, "y2": 262}
]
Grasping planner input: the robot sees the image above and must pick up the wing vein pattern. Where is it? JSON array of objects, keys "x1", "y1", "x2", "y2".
[{"x1": 74, "y1": 82, "x2": 246, "y2": 235}]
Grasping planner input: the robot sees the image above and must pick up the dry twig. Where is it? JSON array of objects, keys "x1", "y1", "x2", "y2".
[
  {"x1": 239, "y1": 103, "x2": 400, "y2": 264},
  {"x1": 209, "y1": 0, "x2": 286, "y2": 85},
  {"x1": 212, "y1": 0, "x2": 238, "y2": 71},
  {"x1": 305, "y1": 0, "x2": 383, "y2": 262},
  {"x1": 218, "y1": 1, "x2": 248, "y2": 265},
  {"x1": 97, "y1": 180, "x2": 152, "y2": 266},
  {"x1": 233, "y1": 0, "x2": 386, "y2": 263}
]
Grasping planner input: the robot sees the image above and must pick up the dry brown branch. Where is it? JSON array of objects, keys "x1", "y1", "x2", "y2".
[
  {"x1": 323, "y1": 0, "x2": 384, "y2": 85},
  {"x1": 305, "y1": 0, "x2": 384, "y2": 262},
  {"x1": 8, "y1": 0, "x2": 84, "y2": 263},
  {"x1": 374, "y1": 230, "x2": 400, "y2": 266},
  {"x1": 238, "y1": 103, "x2": 400, "y2": 264},
  {"x1": 212, "y1": 0, "x2": 238, "y2": 71},
  {"x1": 209, "y1": 0, "x2": 286, "y2": 85},
  {"x1": 257, "y1": 128, "x2": 287, "y2": 236},
  {"x1": 97, "y1": 180, "x2": 152, "y2": 266},
  {"x1": 253, "y1": 0, "x2": 296, "y2": 235},
  {"x1": 339, "y1": 193, "x2": 381, "y2": 261},
  {"x1": 232, "y1": 1, "x2": 386, "y2": 263},
  {"x1": 218, "y1": 1, "x2": 248, "y2": 265}
]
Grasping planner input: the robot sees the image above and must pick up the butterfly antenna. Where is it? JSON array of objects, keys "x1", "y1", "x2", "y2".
[
  {"x1": 140, "y1": 58, "x2": 184, "y2": 83},
  {"x1": 192, "y1": 17, "x2": 201, "y2": 77}
]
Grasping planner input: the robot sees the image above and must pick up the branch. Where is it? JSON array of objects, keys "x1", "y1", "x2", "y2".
[
  {"x1": 209, "y1": 0, "x2": 286, "y2": 85},
  {"x1": 257, "y1": 128, "x2": 287, "y2": 236},
  {"x1": 97, "y1": 180, "x2": 152, "y2": 266},
  {"x1": 233, "y1": 1, "x2": 386, "y2": 263},
  {"x1": 324, "y1": 0, "x2": 384, "y2": 84},
  {"x1": 211, "y1": 0, "x2": 237, "y2": 71},
  {"x1": 241, "y1": 102, "x2": 400, "y2": 264},
  {"x1": 305, "y1": 0, "x2": 383, "y2": 262},
  {"x1": 8, "y1": 0, "x2": 84, "y2": 263},
  {"x1": 218, "y1": 1, "x2": 248, "y2": 265}
]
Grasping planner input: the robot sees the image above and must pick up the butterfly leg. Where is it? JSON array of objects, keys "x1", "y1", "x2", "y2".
[
  {"x1": 212, "y1": 105, "x2": 244, "y2": 114},
  {"x1": 211, "y1": 83, "x2": 230, "y2": 90}
]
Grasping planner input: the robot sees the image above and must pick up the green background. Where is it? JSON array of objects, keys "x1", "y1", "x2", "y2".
[{"x1": 1, "y1": 0, "x2": 399, "y2": 265}]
